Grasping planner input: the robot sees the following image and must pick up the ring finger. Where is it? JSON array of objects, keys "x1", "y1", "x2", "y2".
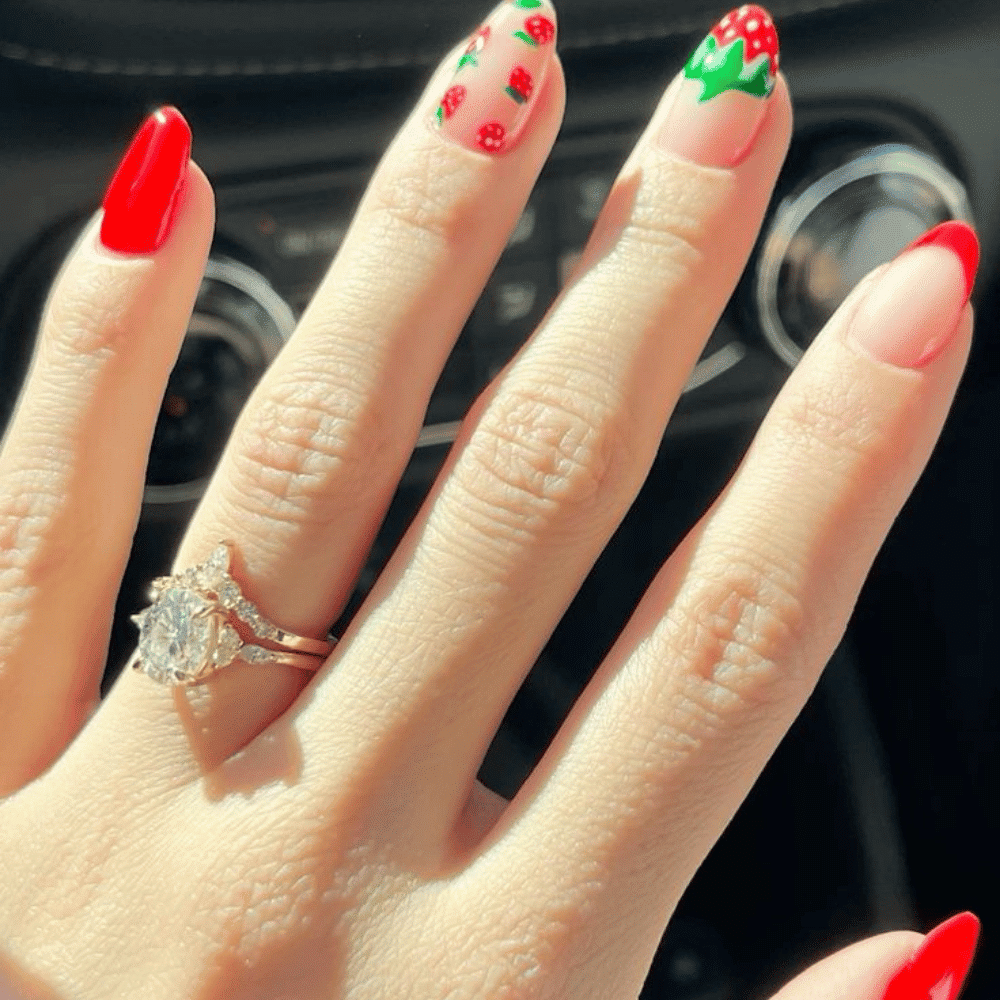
[{"x1": 102, "y1": 0, "x2": 566, "y2": 766}]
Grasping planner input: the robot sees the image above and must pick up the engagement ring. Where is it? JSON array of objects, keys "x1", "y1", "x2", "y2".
[{"x1": 131, "y1": 542, "x2": 336, "y2": 685}]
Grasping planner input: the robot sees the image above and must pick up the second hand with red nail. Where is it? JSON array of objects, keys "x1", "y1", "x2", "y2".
[{"x1": 883, "y1": 914, "x2": 980, "y2": 1000}]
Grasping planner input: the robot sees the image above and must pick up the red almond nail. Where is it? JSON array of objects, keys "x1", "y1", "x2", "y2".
[
  {"x1": 882, "y1": 913, "x2": 981, "y2": 1000},
  {"x1": 100, "y1": 106, "x2": 191, "y2": 255},
  {"x1": 907, "y1": 221, "x2": 980, "y2": 300}
]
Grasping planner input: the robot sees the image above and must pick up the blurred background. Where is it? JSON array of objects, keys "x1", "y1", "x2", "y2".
[{"x1": 1, "y1": 1, "x2": 998, "y2": 996}]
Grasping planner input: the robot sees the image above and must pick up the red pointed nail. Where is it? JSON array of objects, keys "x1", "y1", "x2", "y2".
[
  {"x1": 882, "y1": 913, "x2": 981, "y2": 1000},
  {"x1": 100, "y1": 106, "x2": 191, "y2": 255},
  {"x1": 907, "y1": 221, "x2": 980, "y2": 301}
]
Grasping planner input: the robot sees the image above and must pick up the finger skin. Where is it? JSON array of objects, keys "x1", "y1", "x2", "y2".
[
  {"x1": 101, "y1": 37, "x2": 567, "y2": 776},
  {"x1": 176, "y1": 36, "x2": 566, "y2": 638},
  {"x1": 0, "y1": 163, "x2": 215, "y2": 794},
  {"x1": 295, "y1": 76, "x2": 793, "y2": 843},
  {"x1": 474, "y1": 250, "x2": 972, "y2": 993},
  {"x1": 771, "y1": 933, "x2": 923, "y2": 1000}
]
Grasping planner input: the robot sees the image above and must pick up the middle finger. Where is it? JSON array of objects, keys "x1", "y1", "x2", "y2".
[{"x1": 301, "y1": 8, "x2": 792, "y2": 836}]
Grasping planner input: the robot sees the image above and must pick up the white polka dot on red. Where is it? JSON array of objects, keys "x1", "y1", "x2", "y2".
[{"x1": 710, "y1": 5, "x2": 779, "y2": 76}]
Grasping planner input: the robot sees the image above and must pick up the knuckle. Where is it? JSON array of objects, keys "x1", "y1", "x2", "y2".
[
  {"x1": 619, "y1": 212, "x2": 703, "y2": 269},
  {"x1": 43, "y1": 256, "x2": 148, "y2": 358},
  {"x1": 776, "y1": 376, "x2": 881, "y2": 471},
  {"x1": 364, "y1": 141, "x2": 481, "y2": 249},
  {"x1": 617, "y1": 160, "x2": 733, "y2": 267},
  {"x1": 457, "y1": 376, "x2": 629, "y2": 534},
  {"x1": 228, "y1": 372, "x2": 404, "y2": 527},
  {"x1": 659, "y1": 552, "x2": 806, "y2": 726}
]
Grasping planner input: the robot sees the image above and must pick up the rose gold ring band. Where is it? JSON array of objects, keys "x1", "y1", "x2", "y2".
[{"x1": 130, "y1": 541, "x2": 337, "y2": 686}]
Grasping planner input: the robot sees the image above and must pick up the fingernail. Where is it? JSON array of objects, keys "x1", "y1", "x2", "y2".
[
  {"x1": 658, "y1": 5, "x2": 779, "y2": 167},
  {"x1": 100, "y1": 106, "x2": 191, "y2": 255},
  {"x1": 908, "y1": 221, "x2": 980, "y2": 300},
  {"x1": 882, "y1": 912, "x2": 980, "y2": 1000},
  {"x1": 847, "y1": 221, "x2": 980, "y2": 369},
  {"x1": 433, "y1": 0, "x2": 557, "y2": 155}
]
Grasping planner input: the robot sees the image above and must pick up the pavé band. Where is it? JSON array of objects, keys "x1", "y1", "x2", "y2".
[{"x1": 130, "y1": 542, "x2": 336, "y2": 686}]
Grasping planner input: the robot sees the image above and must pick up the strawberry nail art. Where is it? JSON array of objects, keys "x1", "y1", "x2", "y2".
[
  {"x1": 514, "y1": 13, "x2": 556, "y2": 47},
  {"x1": 506, "y1": 66, "x2": 534, "y2": 104},
  {"x1": 433, "y1": 0, "x2": 557, "y2": 155},
  {"x1": 684, "y1": 4, "x2": 779, "y2": 102},
  {"x1": 438, "y1": 85, "x2": 468, "y2": 123},
  {"x1": 458, "y1": 26, "x2": 491, "y2": 71},
  {"x1": 658, "y1": 5, "x2": 779, "y2": 167}
]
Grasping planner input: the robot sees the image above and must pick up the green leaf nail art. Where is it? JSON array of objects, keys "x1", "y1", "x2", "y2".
[
  {"x1": 684, "y1": 35, "x2": 772, "y2": 103},
  {"x1": 514, "y1": 0, "x2": 544, "y2": 6}
]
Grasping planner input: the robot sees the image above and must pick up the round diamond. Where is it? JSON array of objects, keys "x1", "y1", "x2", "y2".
[
  {"x1": 136, "y1": 588, "x2": 216, "y2": 684},
  {"x1": 257, "y1": 620, "x2": 280, "y2": 640},
  {"x1": 205, "y1": 544, "x2": 230, "y2": 575},
  {"x1": 193, "y1": 544, "x2": 230, "y2": 591}
]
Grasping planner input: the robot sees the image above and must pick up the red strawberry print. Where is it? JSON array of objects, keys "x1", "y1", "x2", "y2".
[
  {"x1": 476, "y1": 122, "x2": 507, "y2": 154},
  {"x1": 711, "y1": 5, "x2": 779, "y2": 76},
  {"x1": 524, "y1": 14, "x2": 555, "y2": 46},
  {"x1": 505, "y1": 66, "x2": 533, "y2": 104},
  {"x1": 440, "y1": 85, "x2": 467, "y2": 120}
]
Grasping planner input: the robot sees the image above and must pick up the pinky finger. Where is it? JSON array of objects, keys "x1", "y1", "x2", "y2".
[
  {"x1": 772, "y1": 913, "x2": 979, "y2": 1000},
  {"x1": 0, "y1": 107, "x2": 214, "y2": 794}
]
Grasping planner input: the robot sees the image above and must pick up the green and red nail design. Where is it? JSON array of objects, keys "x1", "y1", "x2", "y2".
[
  {"x1": 514, "y1": 13, "x2": 556, "y2": 47},
  {"x1": 458, "y1": 25, "x2": 491, "y2": 70},
  {"x1": 433, "y1": 0, "x2": 557, "y2": 155},
  {"x1": 505, "y1": 67, "x2": 534, "y2": 104},
  {"x1": 437, "y1": 85, "x2": 468, "y2": 125},
  {"x1": 657, "y1": 5, "x2": 779, "y2": 168},
  {"x1": 684, "y1": 4, "x2": 779, "y2": 102}
]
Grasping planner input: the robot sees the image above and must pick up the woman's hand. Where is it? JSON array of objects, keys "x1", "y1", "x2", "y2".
[{"x1": 0, "y1": 3, "x2": 982, "y2": 998}]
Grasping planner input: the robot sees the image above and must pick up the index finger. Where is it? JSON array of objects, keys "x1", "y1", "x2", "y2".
[{"x1": 483, "y1": 224, "x2": 976, "y2": 982}]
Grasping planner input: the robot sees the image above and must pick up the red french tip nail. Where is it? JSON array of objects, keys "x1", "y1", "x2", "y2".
[
  {"x1": 882, "y1": 913, "x2": 981, "y2": 1000},
  {"x1": 100, "y1": 106, "x2": 191, "y2": 255},
  {"x1": 907, "y1": 221, "x2": 980, "y2": 301}
]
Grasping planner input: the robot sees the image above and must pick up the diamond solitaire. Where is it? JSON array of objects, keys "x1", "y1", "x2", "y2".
[
  {"x1": 132, "y1": 588, "x2": 239, "y2": 684},
  {"x1": 130, "y1": 542, "x2": 336, "y2": 686}
]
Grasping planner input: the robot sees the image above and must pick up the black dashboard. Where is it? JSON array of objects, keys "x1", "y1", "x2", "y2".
[{"x1": 1, "y1": 1, "x2": 998, "y2": 997}]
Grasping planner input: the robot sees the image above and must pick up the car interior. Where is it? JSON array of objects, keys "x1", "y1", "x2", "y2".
[{"x1": 1, "y1": 0, "x2": 997, "y2": 997}]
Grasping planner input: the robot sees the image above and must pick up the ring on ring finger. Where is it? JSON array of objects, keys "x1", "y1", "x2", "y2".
[{"x1": 130, "y1": 542, "x2": 336, "y2": 685}]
